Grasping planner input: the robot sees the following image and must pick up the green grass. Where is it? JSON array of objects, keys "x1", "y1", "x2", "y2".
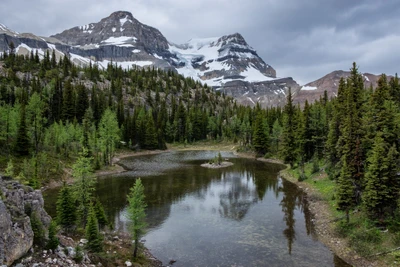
[{"x1": 284, "y1": 160, "x2": 400, "y2": 265}]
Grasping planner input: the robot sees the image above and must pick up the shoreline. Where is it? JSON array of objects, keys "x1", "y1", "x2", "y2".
[{"x1": 279, "y1": 170, "x2": 378, "y2": 267}]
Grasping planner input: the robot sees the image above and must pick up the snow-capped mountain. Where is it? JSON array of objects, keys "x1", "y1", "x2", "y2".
[
  {"x1": 0, "y1": 11, "x2": 299, "y2": 107},
  {"x1": 168, "y1": 33, "x2": 276, "y2": 86}
]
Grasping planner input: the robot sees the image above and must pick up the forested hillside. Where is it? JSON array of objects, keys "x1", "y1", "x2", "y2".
[
  {"x1": 2, "y1": 45, "x2": 400, "y2": 231},
  {"x1": 0, "y1": 46, "x2": 283, "y2": 188}
]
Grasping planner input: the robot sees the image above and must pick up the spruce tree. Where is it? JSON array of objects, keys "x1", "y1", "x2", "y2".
[
  {"x1": 61, "y1": 79, "x2": 75, "y2": 122},
  {"x1": 15, "y1": 104, "x2": 30, "y2": 156},
  {"x1": 85, "y1": 205, "x2": 102, "y2": 252},
  {"x1": 75, "y1": 83, "x2": 89, "y2": 123},
  {"x1": 337, "y1": 161, "x2": 355, "y2": 223},
  {"x1": 144, "y1": 111, "x2": 158, "y2": 149},
  {"x1": 93, "y1": 198, "x2": 108, "y2": 229},
  {"x1": 363, "y1": 133, "x2": 399, "y2": 221},
  {"x1": 72, "y1": 148, "x2": 96, "y2": 226},
  {"x1": 56, "y1": 184, "x2": 77, "y2": 231},
  {"x1": 252, "y1": 111, "x2": 269, "y2": 156},
  {"x1": 127, "y1": 178, "x2": 147, "y2": 259},
  {"x1": 281, "y1": 88, "x2": 297, "y2": 167},
  {"x1": 47, "y1": 220, "x2": 59, "y2": 250}
]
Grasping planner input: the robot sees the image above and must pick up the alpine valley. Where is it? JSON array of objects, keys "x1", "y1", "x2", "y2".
[{"x1": 0, "y1": 11, "x2": 386, "y2": 106}]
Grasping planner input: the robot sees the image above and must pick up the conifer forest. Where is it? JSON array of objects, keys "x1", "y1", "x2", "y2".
[{"x1": 1, "y1": 47, "x2": 400, "y2": 264}]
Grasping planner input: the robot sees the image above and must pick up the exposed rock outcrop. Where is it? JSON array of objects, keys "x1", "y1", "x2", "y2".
[{"x1": 0, "y1": 176, "x2": 51, "y2": 266}]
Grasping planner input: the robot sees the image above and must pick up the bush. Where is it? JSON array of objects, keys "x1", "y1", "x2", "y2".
[
  {"x1": 311, "y1": 158, "x2": 320, "y2": 174},
  {"x1": 348, "y1": 227, "x2": 382, "y2": 256},
  {"x1": 298, "y1": 172, "x2": 307, "y2": 182}
]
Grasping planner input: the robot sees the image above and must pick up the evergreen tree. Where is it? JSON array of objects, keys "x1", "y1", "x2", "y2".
[
  {"x1": 337, "y1": 161, "x2": 355, "y2": 223},
  {"x1": 15, "y1": 104, "x2": 30, "y2": 156},
  {"x1": 56, "y1": 184, "x2": 77, "y2": 231},
  {"x1": 47, "y1": 220, "x2": 59, "y2": 250},
  {"x1": 85, "y1": 205, "x2": 102, "y2": 252},
  {"x1": 363, "y1": 133, "x2": 399, "y2": 221},
  {"x1": 144, "y1": 112, "x2": 159, "y2": 149},
  {"x1": 281, "y1": 88, "x2": 297, "y2": 167},
  {"x1": 72, "y1": 148, "x2": 96, "y2": 226},
  {"x1": 75, "y1": 83, "x2": 89, "y2": 123},
  {"x1": 30, "y1": 211, "x2": 45, "y2": 246},
  {"x1": 252, "y1": 111, "x2": 269, "y2": 156},
  {"x1": 61, "y1": 79, "x2": 75, "y2": 122},
  {"x1": 93, "y1": 198, "x2": 108, "y2": 229},
  {"x1": 127, "y1": 178, "x2": 147, "y2": 259}
]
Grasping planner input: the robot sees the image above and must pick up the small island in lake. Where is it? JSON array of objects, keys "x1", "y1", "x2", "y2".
[{"x1": 201, "y1": 152, "x2": 234, "y2": 169}]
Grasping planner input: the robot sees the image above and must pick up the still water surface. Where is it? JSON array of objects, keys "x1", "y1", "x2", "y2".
[{"x1": 45, "y1": 151, "x2": 350, "y2": 267}]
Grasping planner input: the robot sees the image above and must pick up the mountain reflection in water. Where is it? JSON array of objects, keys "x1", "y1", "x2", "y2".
[{"x1": 44, "y1": 151, "x2": 351, "y2": 267}]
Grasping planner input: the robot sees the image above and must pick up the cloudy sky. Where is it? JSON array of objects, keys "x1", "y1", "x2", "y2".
[{"x1": 1, "y1": 0, "x2": 399, "y2": 84}]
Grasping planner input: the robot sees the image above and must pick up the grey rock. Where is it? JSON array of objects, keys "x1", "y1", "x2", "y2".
[
  {"x1": 0, "y1": 176, "x2": 51, "y2": 266},
  {"x1": 66, "y1": 246, "x2": 76, "y2": 258},
  {"x1": 56, "y1": 249, "x2": 67, "y2": 259}
]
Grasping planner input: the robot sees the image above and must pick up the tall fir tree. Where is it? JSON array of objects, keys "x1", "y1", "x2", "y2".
[
  {"x1": 127, "y1": 178, "x2": 147, "y2": 259},
  {"x1": 56, "y1": 184, "x2": 77, "y2": 231},
  {"x1": 15, "y1": 104, "x2": 30, "y2": 156},
  {"x1": 281, "y1": 88, "x2": 297, "y2": 167},
  {"x1": 252, "y1": 110, "x2": 269, "y2": 156},
  {"x1": 363, "y1": 133, "x2": 399, "y2": 221},
  {"x1": 85, "y1": 205, "x2": 103, "y2": 252}
]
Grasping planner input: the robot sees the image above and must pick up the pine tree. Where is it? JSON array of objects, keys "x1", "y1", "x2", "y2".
[
  {"x1": 363, "y1": 133, "x2": 399, "y2": 221},
  {"x1": 47, "y1": 220, "x2": 59, "y2": 250},
  {"x1": 72, "y1": 148, "x2": 96, "y2": 227},
  {"x1": 75, "y1": 83, "x2": 89, "y2": 123},
  {"x1": 281, "y1": 88, "x2": 297, "y2": 167},
  {"x1": 15, "y1": 104, "x2": 30, "y2": 156},
  {"x1": 93, "y1": 198, "x2": 108, "y2": 229},
  {"x1": 252, "y1": 111, "x2": 269, "y2": 156},
  {"x1": 56, "y1": 184, "x2": 77, "y2": 231},
  {"x1": 337, "y1": 161, "x2": 355, "y2": 223},
  {"x1": 30, "y1": 211, "x2": 45, "y2": 246},
  {"x1": 127, "y1": 178, "x2": 147, "y2": 259},
  {"x1": 61, "y1": 79, "x2": 75, "y2": 122},
  {"x1": 85, "y1": 205, "x2": 102, "y2": 252},
  {"x1": 143, "y1": 111, "x2": 158, "y2": 149}
]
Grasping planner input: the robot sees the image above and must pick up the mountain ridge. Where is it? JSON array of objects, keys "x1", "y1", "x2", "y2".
[{"x1": 1, "y1": 10, "x2": 388, "y2": 107}]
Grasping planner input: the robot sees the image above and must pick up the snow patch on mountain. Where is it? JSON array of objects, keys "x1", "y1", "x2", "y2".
[
  {"x1": 101, "y1": 36, "x2": 137, "y2": 46},
  {"x1": 301, "y1": 86, "x2": 318, "y2": 91}
]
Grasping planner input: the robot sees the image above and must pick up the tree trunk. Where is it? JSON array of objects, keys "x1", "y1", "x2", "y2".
[
  {"x1": 133, "y1": 238, "x2": 138, "y2": 259},
  {"x1": 345, "y1": 209, "x2": 349, "y2": 223}
]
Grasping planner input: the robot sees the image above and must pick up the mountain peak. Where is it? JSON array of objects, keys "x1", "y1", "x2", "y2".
[
  {"x1": 51, "y1": 11, "x2": 169, "y2": 51},
  {"x1": 108, "y1": 10, "x2": 135, "y2": 19}
]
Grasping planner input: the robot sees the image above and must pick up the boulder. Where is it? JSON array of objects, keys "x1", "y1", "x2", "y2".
[{"x1": 0, "y1": 176, "x2": 51, "y2": 266}]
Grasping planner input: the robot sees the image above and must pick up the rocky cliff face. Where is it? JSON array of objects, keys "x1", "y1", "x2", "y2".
[
  {"x1": 0, "y1": 176, "x2": 51, "y2": 266},
  {"x1": 222, "y1": 77, "x2": 300, "y2": 107}
]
